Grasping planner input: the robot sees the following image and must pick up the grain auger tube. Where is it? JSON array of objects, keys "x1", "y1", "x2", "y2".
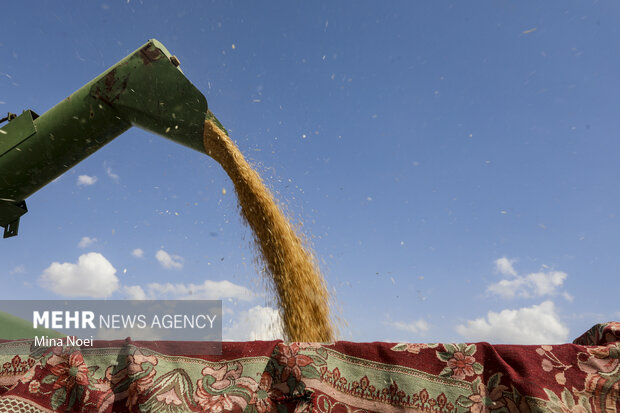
[{"x1": 0, "y1": 39, "x2": 224, "y2": 238}]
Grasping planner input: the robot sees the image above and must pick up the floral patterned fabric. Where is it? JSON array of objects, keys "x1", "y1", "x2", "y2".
[{"x1": 0, "y1": 322, "x2": 617, "y2": 412}]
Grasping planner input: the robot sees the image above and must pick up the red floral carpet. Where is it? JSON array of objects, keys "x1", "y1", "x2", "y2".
[{"x1": 0, "y1": 322, "x2": 617, "y2": 412}]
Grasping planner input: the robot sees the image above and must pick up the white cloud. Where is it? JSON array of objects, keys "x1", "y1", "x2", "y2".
[
  {"x1": 224, "y1": 306, "x2": 284, "y2": 341},
  {"x1": 494, "y1": 257, "x2": 517, "y2": 277},
  {"x1": 77, "y1": 175, "x2": 97, "y2": 186},
  {"x1": 387, "y1": 319, "x2": 429, "y2": 334},
  {"x1": 10, "y1": 265, "x2": 25, "y2": 274},
  {"x1": 105, "y1": 166, "x2": 119, "y2": 181},
  {"x1": 123, "y1": 285, "x2": 147, "y2": 300},
  {"x1": 39, "y1": 253, "x2": 119, "y2": 298},
  {"x1": 123, "y1": 280, "x2": 254, "y2": 301},
  {"x1": 78, "y1": 236, "x2": 97, "y2": 248},
  {"x1": 155, "y1": 249, "x2": 183, "y2": 270},
  {"x1": 487, "y1": 271, "x2": 567, "y2": 299},
  {"x1": 131, "y1": 248, "x2": 144, "y2": 258},
  {"x1": 456, "y1": 301, "x2": 569, "y2": 344}
]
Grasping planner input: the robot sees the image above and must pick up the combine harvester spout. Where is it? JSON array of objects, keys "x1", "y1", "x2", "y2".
[{"x1": 0, "y1": 39, "x2": 222, "y2": 238}]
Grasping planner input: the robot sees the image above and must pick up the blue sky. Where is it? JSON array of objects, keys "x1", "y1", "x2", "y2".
[{"x1": 1, "y1": 1, "x2": 619, "y2": 343}]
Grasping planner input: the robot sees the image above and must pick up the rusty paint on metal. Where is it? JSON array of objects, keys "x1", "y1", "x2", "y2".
[
  {"x1": 138, "y1": 44, "x2": 163, "y2": 65},
  {"x1": 92, "y1": 69, "x2": 129, "y2": 106}
]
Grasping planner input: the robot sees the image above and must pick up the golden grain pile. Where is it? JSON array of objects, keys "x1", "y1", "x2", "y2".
[{"x1": 203, "y1": 119, "x2": 333, "y2": 342}]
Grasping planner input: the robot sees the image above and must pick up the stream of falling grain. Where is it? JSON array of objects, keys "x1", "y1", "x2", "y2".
[{"x1": 203, "y1": 119, "x2": 333, "y2": 342}]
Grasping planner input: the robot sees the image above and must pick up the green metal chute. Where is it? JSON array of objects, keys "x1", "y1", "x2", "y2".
[{"x1": 0, "y1": 39, "x2": 222, "y2": 238}]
